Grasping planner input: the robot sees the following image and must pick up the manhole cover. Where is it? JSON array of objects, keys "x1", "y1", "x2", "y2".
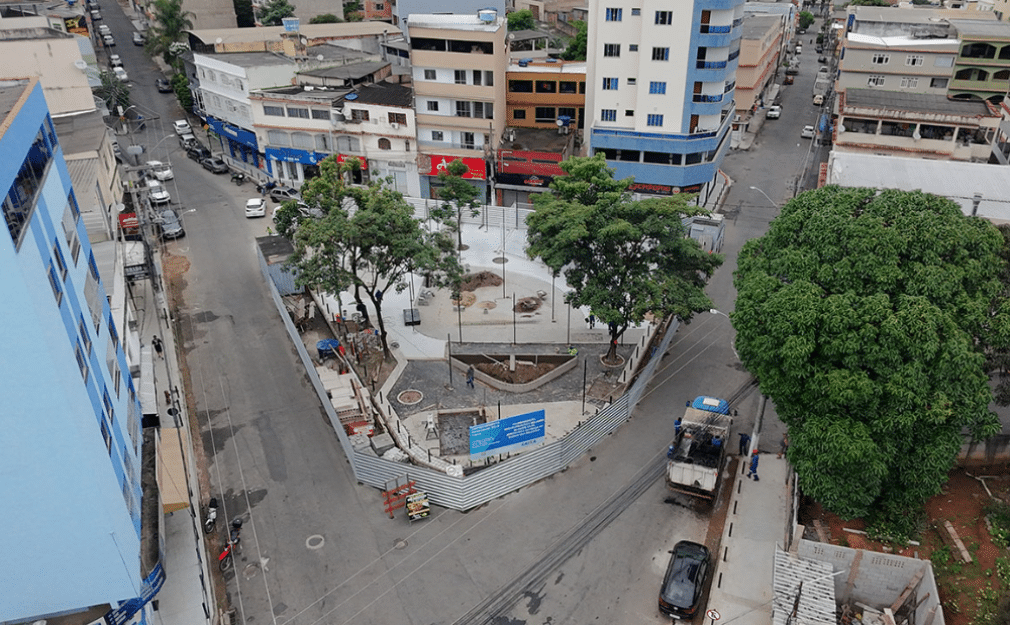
[
  {"x1": 492, "y1": 257, "x2": 508, "y2": 264},
  {"x1": 306, "y1": 534, "x2": 325, "y2": 550},
  {"x1": 397, "y1": 390, "x2": 423, "y2": 405}
]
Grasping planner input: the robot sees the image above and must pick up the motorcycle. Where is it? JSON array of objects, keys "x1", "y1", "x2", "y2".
[
  {"x1": 218, "y1": 518, "x2": 243, "y2": 571},
  {"x1": 231, "y1": 172, "x2": 246, "y2": 186},
  {"x1": 256, "y1": 181, "x2": 277, "y2": 194},
  {"x1": 203, "y1": 497, "x2": 218, "y2": 533}
]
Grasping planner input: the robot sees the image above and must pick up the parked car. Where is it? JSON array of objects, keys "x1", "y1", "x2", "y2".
[
  {"x1": 795, "y1": 44, "x2": 802, "y2": 54},
  {"x1": 200, "y1": 157, "x2": 229, "y2": 174},
  {"x1": 109, "y1": 54, "x2": 122, "y2": 67},
  {"x1": 147, "y1": 181, "x2": 170, "y2": 204},
  {"x1": 112, "y1": 66, "x2": 128, "y2": 81},
  {"x1": 818, "y1": 55, "x2": 828, "y2": 64},
  {"x1": 156, "y1": 78, "x2": 173, "y2": 93},
  {"x1": 269, "y1": 185, "x2": 300, "y2": 203},
  {"x1": 173, "y1": 119, "x2": 192, "y2": 135},
  {"x1": 132, "y1": 31, "x2": 145, "y2": 45},
  {"x1": 145, "y1": 160, "x2": 174, "y2": 181},
  {"x1": 186, "y1": 143, "x2": 211, "y2": 161},
  {"x1": 90, "y1": 10, "x2": 101, "y2": 20},
  {"x1": 178, "y1": 132, "x2": 196, "y2": 148},
  {"x1": 783, "y1": 75, "x2": 795, "y2": 85},
  {"x1": 766, "y1": 105, "x2": 781, "y2": 119},
  {"x1": 801, "y1": 125, "x2": 816, "y2": 139},
  {"x1": 785, "y1": 66, "x2": 799, "y2": 76},
  {"x1": 103, "y1": 34, "x2": 116, "y2": 47},
  {"x1": 98, "y1": 24, "x2": 111, "y2": 36},
  {"x1": 815, "y1": 44, "x2": 824, "y2": 53},
  {"x1": 658, "y1": 541, "x2": 711, "y2": 620},
  {"x1": 245, "y1": 198, "x2": 267, "y2": 218},
  {"x1": 157, "y1": 208, "x2": 185, "y2": 240}
]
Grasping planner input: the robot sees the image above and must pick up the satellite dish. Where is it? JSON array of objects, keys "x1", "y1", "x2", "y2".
[
  {"x1": 216, "y1": 37, "x2": 223, "y2": 44},
  {"x1": 73, "y1": 59, "x2": 87, "y2": 70},
  {"x1": 301, "y1": 37, "x2": 308, "y2": 45},
  {"x1": 317, "y1": 54, "x2": 324, "y2": 61}
]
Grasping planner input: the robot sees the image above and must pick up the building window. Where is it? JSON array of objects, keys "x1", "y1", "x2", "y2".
[
  {"x1": 934, "y1": 56, "x2": 954, "y2": 68},
  {"x1": 104, "y1": 391, "x2": 114, "y2": 426},
  {"x1": 473, "y1": 102, "x2": 493, "y2": 119},
  {"x1": 454, "y1": 70, "x2": 467, "y2": 84},
  {"x1": 484, "y1": 70, "x2": 494, "y2": 87},
  {"x1": 514, "y1": 109, "x2": 527, "y2": 119},
  {"x1": 351, "y1": 109, "x2": 370, "y2": 122},
  {"x1": 4, "y1": 126, "x2": 53, "y2": 246},
  {"x1": 263, "y1": 105, "x2": 284, "y2": 116},
  {"x1": 649, "y1": 81, "x2": 666, "y2": 94},
  {"x1": 601, "y1": 109, "x2": 617, "y2": 121},
  {"x1": 376, "y1": 2, "x2": 384, "y2": 8},
  {"x1": 559, "y1": 81, "x2": 577, "y2": 94},
  {"x1": 867, "y1": 75, "x2": 885, "y2": 87},
  {"x1": 930, "y1": 77, "x2": 949, "y2": 88},
  {"x1": 455, "y1": 101, "x2": 472, "y2": 117},
  {"x1": 47, "y1": 263, "x2": 63, "y2": 305},
  {"x1": 389, "y1": 112, "x2": 407, "y2": 125},
  {"x1": 472, "y1": 69, "x2": 483, "y2": 86},
  {"x1": 336, "y1": 136, "x2": 360, "y2": 152},
  {"x1": 101, "y1": 421, "x2": 111, "y2": 454},
  {"x1": 311, "y1": 109, "x2": 329, "y2": 120},
  {"x1": 655, "y1": 10, "x2": 672, "y2": 24},
  {"x1": 580, "y1": 82, "x2": 586, "y2": 94},
  {"x1": 629, "y1": 44, "x2": 638, "y2": 52},
  {"x1": 291, "y1": 132, "x2": 313, "y2": 149},
  {"x1": 647, "y1": 114, "x2": 663, "y2": 126},
  {"x1": 627, "y1": 78, "x2": 637, "y2": 85},
  {"x1": 631, "y1": 7, "x2": 640, "y2": 15},
  {"x1": 559, "y1": 107, "x2": 576, "y2": 119},
  {"x1": 535, "y1": 107, "x2": 556, "y2": 122},
  {"x1": 316, "y1": 134, "x2": 329, "y2": 151},
  {"x1": 378, "y1": 138, "x2": 392, "y2": 150},
  {"x1": 461, "y1": 132, "x2": 475, "y2": 149},
  {"x1": 871, "y1": 53, "x2": 889, "y2": 65},
  {"x1": 536, "y1": 81, "x2": 557, "y2": 93},
  {"x1": 603, "y1": 43, "x2": 621, "y2": 57},
  {"x1": 906, "y1": 55, "x2": 924, "y2": 66},
  {"x1": 427, "y1": 101, "x2": 439, "y2": 112},
  {"x1": 509, "y1": 80, "x2": 533, "y2": 93},
  {"x1": 625, "y1": 110, "x2": 634, "y2": 116},
  {"x1": 53, "y1": 242, "x2": 67, "y2": 280},
  {"x1": 79, "y1": 317, "x2": 91, "y2": 355},
  {"x1": 75, "y1": 341, "x2": 88, "y2": 382},
  {"x1": 602, "y1": 77, "x2": 619, "y2": 90},
  {"x1": 432, "y1": 130, "x2": 444, "y2": 141},
  {"x1": 287, "y1": 107, "x2": 309, "y2": 119},
  {"x1": 900, "y1": 76, "x2": 919, "y2": 88},
  {"x1": 605, "y1": 7, "x2": 622, "y2": 21},
  {"x1": 652, "y1": 47, "x2": 670, "y2": 61},
  {"x1": 424, "y1": 69, "x2": 437, "y2": 80},
  {"x1": 268, "y1": 129, "x2": 290, "y2": 146}
]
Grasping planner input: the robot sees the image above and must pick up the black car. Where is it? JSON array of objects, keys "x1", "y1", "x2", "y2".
[
  {"x1": 156, "y1": 78, "x2": 173, "y2": 93},
  {"x1": 658, "y1": 541, "x2": 711, "y2": 619},
  {"x1": 269, "y1": 185, "x2": 300, "y2": 203},
  {"x1": 157, "y1": 208, "x2": 185, "y2": 240},
  {"x1": 200, "y1": 156, "x2": 229, "y2": 174},
  {"x1": 186, "y1": 144, "x2": 211, "y2": 161}
]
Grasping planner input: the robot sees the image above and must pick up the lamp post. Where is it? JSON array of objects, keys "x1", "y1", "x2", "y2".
[
  {"x1": 709, "y1": 308, "x2": 739, "y2": 360},
  {"x1": 749, "y1": 185, "x2": 778, "y2": 210}
]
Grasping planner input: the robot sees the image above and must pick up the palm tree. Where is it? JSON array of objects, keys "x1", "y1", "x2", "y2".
[{"x1": 146, "y1": 0, "x2": 194, "y2": 66}]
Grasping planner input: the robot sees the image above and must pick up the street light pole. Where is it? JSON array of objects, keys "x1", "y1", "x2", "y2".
[
  {"x1": 749, "y1": 185, "x2": 779, "y2": 210},
  {"x1": 709, "y1": 309, "x2": 740, "y2": 361}
]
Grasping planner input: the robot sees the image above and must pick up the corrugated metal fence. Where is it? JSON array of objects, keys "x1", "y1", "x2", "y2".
[{"x1": 258, "y1": 239, "x2": 680, "y2": 511}]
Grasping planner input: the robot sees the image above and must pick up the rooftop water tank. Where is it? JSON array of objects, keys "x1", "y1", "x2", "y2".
[{"x1": 478, "y1": 8, "x2": 497, "y2": 22}]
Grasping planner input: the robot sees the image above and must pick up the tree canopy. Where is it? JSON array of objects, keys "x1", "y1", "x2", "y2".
[
  {"x1": 798, "y1": 10, "x2": 815, "y2": 30},
  {"x1": 310, "y1": 13, "x2": 343, "y2": 23},
  {"x1": 233, "y1": 0, "x2": 255, "y2": 27},
  {"x1": 526, "y1": 155, "x2": 723, "y2": 361},
  {"x1": 560, "y1": 20, "x2": 587, "y2": 61},
  {"x1": 259, "y1": 0, "x2": 296, "y2": 25},
  {"x1": 430, "y1": 159, "x2": 482, "y2": 251},
  {"x1": 732, "y1": 186, "x2": 1009, "y2": 527},
  {"x1": 146, "y1": 0, "x2": 194, "y2": 65},
  {"x1": 285, "y1": 156, "x2": 461, "y2": 358},
  {"x1": 508, "y1": 9, "x2": 535, "y2": 31}
]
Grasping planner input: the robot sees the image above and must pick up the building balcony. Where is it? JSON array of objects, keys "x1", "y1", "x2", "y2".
[
  {"x1": 418, "y1": 139, "x2": 487, "y2": 152},
  {"x1": 948, "y1": 77, "x2": 1009, "y2": 95},
  {"x1": 697, "y1": 30, "x2": 737, "y2": 48}
]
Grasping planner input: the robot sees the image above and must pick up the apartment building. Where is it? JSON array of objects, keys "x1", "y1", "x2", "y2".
[
  {"x1": 392, "y1": 0, "x2": 505, "y2": 30},
  {"x1": 736, "y1": 14, "x2": 786, "y2": 114},
  {"x1": 0, "y1": 78, "x2": 156, "y2": 624},
  {"x1": 949, "y1": 19, "x2": 1010, "y2": 102},
  {"x1": 838, "y1": 33, "x2": 959, "y2": 96},
  {"x1": 409, "y1": 11, "x2": 507, "y2": 200},
  {"x1": 0, "y1": 21, "x2": 96, "y2": 116},
  {"x1": 585, "y1": 0, "x2": 744, "y2": 197},
  {"x1": 505, "y1": 60, "x2": 587, "y2": 129}
]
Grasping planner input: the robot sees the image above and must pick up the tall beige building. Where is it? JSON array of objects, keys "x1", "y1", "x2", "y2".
[{"x1": 408, "y1": 10, "x2": 507, "y2": 201}]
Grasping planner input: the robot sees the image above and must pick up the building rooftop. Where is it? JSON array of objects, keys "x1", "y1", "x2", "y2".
[
  {"x1": 501, "y1": 126, "x2": 571, "y2": 153},
  {"x1": 338, "y1": 81, "x2": 413, "y2": 107},
  {"x1": 508, "y1": 29, "x2": 553, "y2": 41},
  {"x1": 252, "y1": 84, "x2": 347, "y2": 103},
  {"x1": 742, "y1": 15, "x2": 783, "y2": 39},
  {"x1": 507, "y1": 60, "x2": 586, "y2": 73},
  {"x1": 0, "y1": 79, "x2": 29, "y2": 127},
  {"x1": 844, "y1": 88, "x2": 991, "y2": 116},
  {"x1": 949, "y1": 18, "x2": 1010, "y2": 39},
  {"x1": 846, "y1": 32, "x2": 958, "y2": 47},
  {"x1": 189, "y1": 21, "x2": 393, "y2": 47},
  {"x1": 0, "y1": 25, "x2": 72, "y2": 40},
  {"x1": 406, "y1": 13, "x2": 505, "y2": 31},
  {"x1": 51, "y1": 109, "x2": 107, "y2": 154},
  {"x1": 851, "y1": 6, "x2": 996, "y2": 24},
  {"x1": 194, "y1": 50, "x2": 294, "y2": 68},
  {"x1": 298, "y1": 60, "x2": 390, "y2": 82}
]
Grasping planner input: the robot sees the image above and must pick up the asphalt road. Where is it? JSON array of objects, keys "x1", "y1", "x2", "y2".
[{"x1": 102, "y1": 3, "x2": 826, "y2": 621}]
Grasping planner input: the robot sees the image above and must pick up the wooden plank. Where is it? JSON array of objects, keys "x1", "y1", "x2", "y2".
[
  {"x1": 940, "y1": 520, "x2": 973, "y2": 563},
  {"x1": 813, "y1": 518, "x2": 830, "y2": 543},
  {"x1": 889, "y1": 567, "x2": 924, "y2": 613}
]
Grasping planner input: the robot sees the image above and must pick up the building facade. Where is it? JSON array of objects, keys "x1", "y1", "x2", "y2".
[
  {"x1": 0, "y1": 78, "x2": 155, "y2": 624},
  {"x1": 949, "y1": 19, "x2": 1010, "y2": 102},
  {"x1": 392, "y1": 0, "x2": 506, "y2": 30},
  {"x1": 736, "y1": 14, "x2": 786, "y2": 114},
  {"x1": 837, "y1": 32, "x2": 959, "y2": 97},
  {"x1": 505, "y1": 60, "x2": 587, "y2": 130},
  {"x1": 408, "y1": 11, "x2": 508, "y2": 200},
  {"x1": 585, "y1": 0, "x2": 744, "y2": 197}
]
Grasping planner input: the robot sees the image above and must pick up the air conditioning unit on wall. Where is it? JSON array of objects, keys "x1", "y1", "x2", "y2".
[{"x1": 390, "y1": 122, "x2": 400, "y2": 129}]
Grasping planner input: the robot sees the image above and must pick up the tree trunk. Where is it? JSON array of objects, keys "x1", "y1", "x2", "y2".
[
  {"x1": 372, "y1": 296, "x2": 390, "y2": 359},
  {"x1": 606, "y1": 330, "x2": 619, "y2": 363},
  {"x1": 456, "y1": 211, "x2": 464, "y2": 251}
]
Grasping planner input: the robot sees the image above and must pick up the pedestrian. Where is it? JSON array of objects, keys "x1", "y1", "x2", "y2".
[
  {"x1": 747, "y1": 451, "x2": 760, "y2": 481},
  {"x1": 466, "y1": 364, "x2": 475, "y2": 389},
  {"x1": 588, "y1": 314, "x2": 596, "y2": 329},
  {"x1": 778, "y1": 435, "x2": 789, "y2": 459},
  {"x1": 674, "y1": 417, "x2": 682, "y2": 439},
  {"x1": 152, "y1": 335, "x2": 164, "y2": 359},
  {"x1": 164, "y1": 390, "x2": 171, "y2": 405},
  {"x1": 738, "y1": 432, "x2": 751, "y2": 457}
]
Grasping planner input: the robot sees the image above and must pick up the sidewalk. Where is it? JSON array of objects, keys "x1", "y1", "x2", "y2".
[{"x1": 706, "y1": 451, "x2": 791, "y2": 625}]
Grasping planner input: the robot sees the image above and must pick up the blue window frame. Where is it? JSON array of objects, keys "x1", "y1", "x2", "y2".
[
  {"x1": 647, "y1": 114, "x2": 664, "y2": 126},
  {"x1": 605, "y1": 7, "x2": 622, "y2": 21},
  {"x1": 652, "y1": 47, "x2": 670, "y2": 61},
  {"x1": 602, "y1": 77, "x2": 619, "y2": 90},
  {"x1": 601, "y1": 109, "x2": 617, "y2": 122},
  {"x1": 649, "y1": 81, "x2": 666, "y2": 94}
]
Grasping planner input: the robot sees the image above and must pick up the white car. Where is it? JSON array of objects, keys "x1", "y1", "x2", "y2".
[
  {"x1": 109, "y1": 54, "x2": 122, "y2": 67},
  {"x1": 766, "y1": 105, "x2": 781, "y2": 119},
  {"x1": 98, "y1": 24, "x2": 111, "y2": 36},
  {"x1": 103, "y1": 34, "x2": 115, "y2": 47},
  {"x1": 245, "y1": 197, "x2": 266, "y2": 218},
  {"x1": 145, "y1": 160, "x2": 174, "y2": 181},
  {"x1": 801, "y1": 125, "x2": 816, "y2": 139},
  {"x1": 112, "y1": 66, "x2": 128, "y2": 81},
  {"x1": 173, "y1": 119, "x2": 192, "y2": 135},
  {"x1": 148, "y1": 181, "x2": 170, "y2": 204}
]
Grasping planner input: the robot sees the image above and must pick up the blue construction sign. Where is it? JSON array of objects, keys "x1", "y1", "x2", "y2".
[{"x1": 469, "y1": 409, "x2": 546, "y2": 460}]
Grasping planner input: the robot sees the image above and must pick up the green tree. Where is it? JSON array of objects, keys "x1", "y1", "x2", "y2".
[
  {"x1": 259, "y1": 0, "x2": 296, "y2": 26},
  {"x1": 343, "y1": 0, "x2": 362, "y2": 20},
  {"x1": 310, "y1": 12, "x2": 343, "y2": 23},
  {"x1": 560, "y1": 20, "x2": 587, "y2": 61},
  {"x1": 286, "y1": 156, "x2": 461, "y2": 358},
  {"x1": 431, "y1": 159, "x2": 482, "y2": 252},
  {"x1": 170, "y1": 72, "x2": 193, "y2": 111},
  {"x1": 526, "y1": 155, "x2": 723, "y2": 362},
  {"x1": 799, "y1": 11, "x2": 815, "y2": 30},
  {"x1": 508, "y1": 9, "x2": 535, "y2": 31},
  {"x1": 732, "y1": 186, "x2": 1008, "y2": 527},
  {"x1": 146, "y1": 0, "x2": 194, "y2": 65},
  {"x1": 848, "y1": 0, "x2": 889, "y2": 6},
  {"x1": 95, "y1": 70, "x2": 130, "y2": 111},
  {"x1": 985, "y1": 224, "x2": 1010, "y2": 405},
  {"x1": 233, "y1": 0, "x2": 255, "y2": 27}
]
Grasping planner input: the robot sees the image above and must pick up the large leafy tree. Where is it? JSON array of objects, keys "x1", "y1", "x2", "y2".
[
  {"x1": 259, "y1": 0, "x2": 296, "y2": 25},
  {"x1": 798, "y1": 10, "x2": 815, "y2": 30},
  {"x1": 146, "y1": 0, "x2": 194, "y2": 65},
  {"x1": 233, "y1": 0, "x2": 255, "y2": 27},
  {"x1": 310, "y1": 13, "x2": 343, "y2": 23},
  {"x1": 286, "y1": 156, "x2": 461, "y2": 358},
  {"x1": 526, "y1": 155, "x2": 723, "y2": 362},
  {"x1": 560, "y1": 20, "x2": 587, "y2": 61},
  {"x1": 431, "y1": 159, "x2": 482, "y2": 251},
  {"x1": 508, "y1": 9, "x2": 535, "y2": 31},
  {"x1": 733, "y1": 186, "x2": 1009, "y2": 526},
  {"x1": 985, "y1": 224, "x2": 1010, "y2": 405}
]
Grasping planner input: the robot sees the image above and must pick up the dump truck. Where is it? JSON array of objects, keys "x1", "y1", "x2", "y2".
[{"x1": 666, "y1": 396, "x2": 732, "y2": 499}]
